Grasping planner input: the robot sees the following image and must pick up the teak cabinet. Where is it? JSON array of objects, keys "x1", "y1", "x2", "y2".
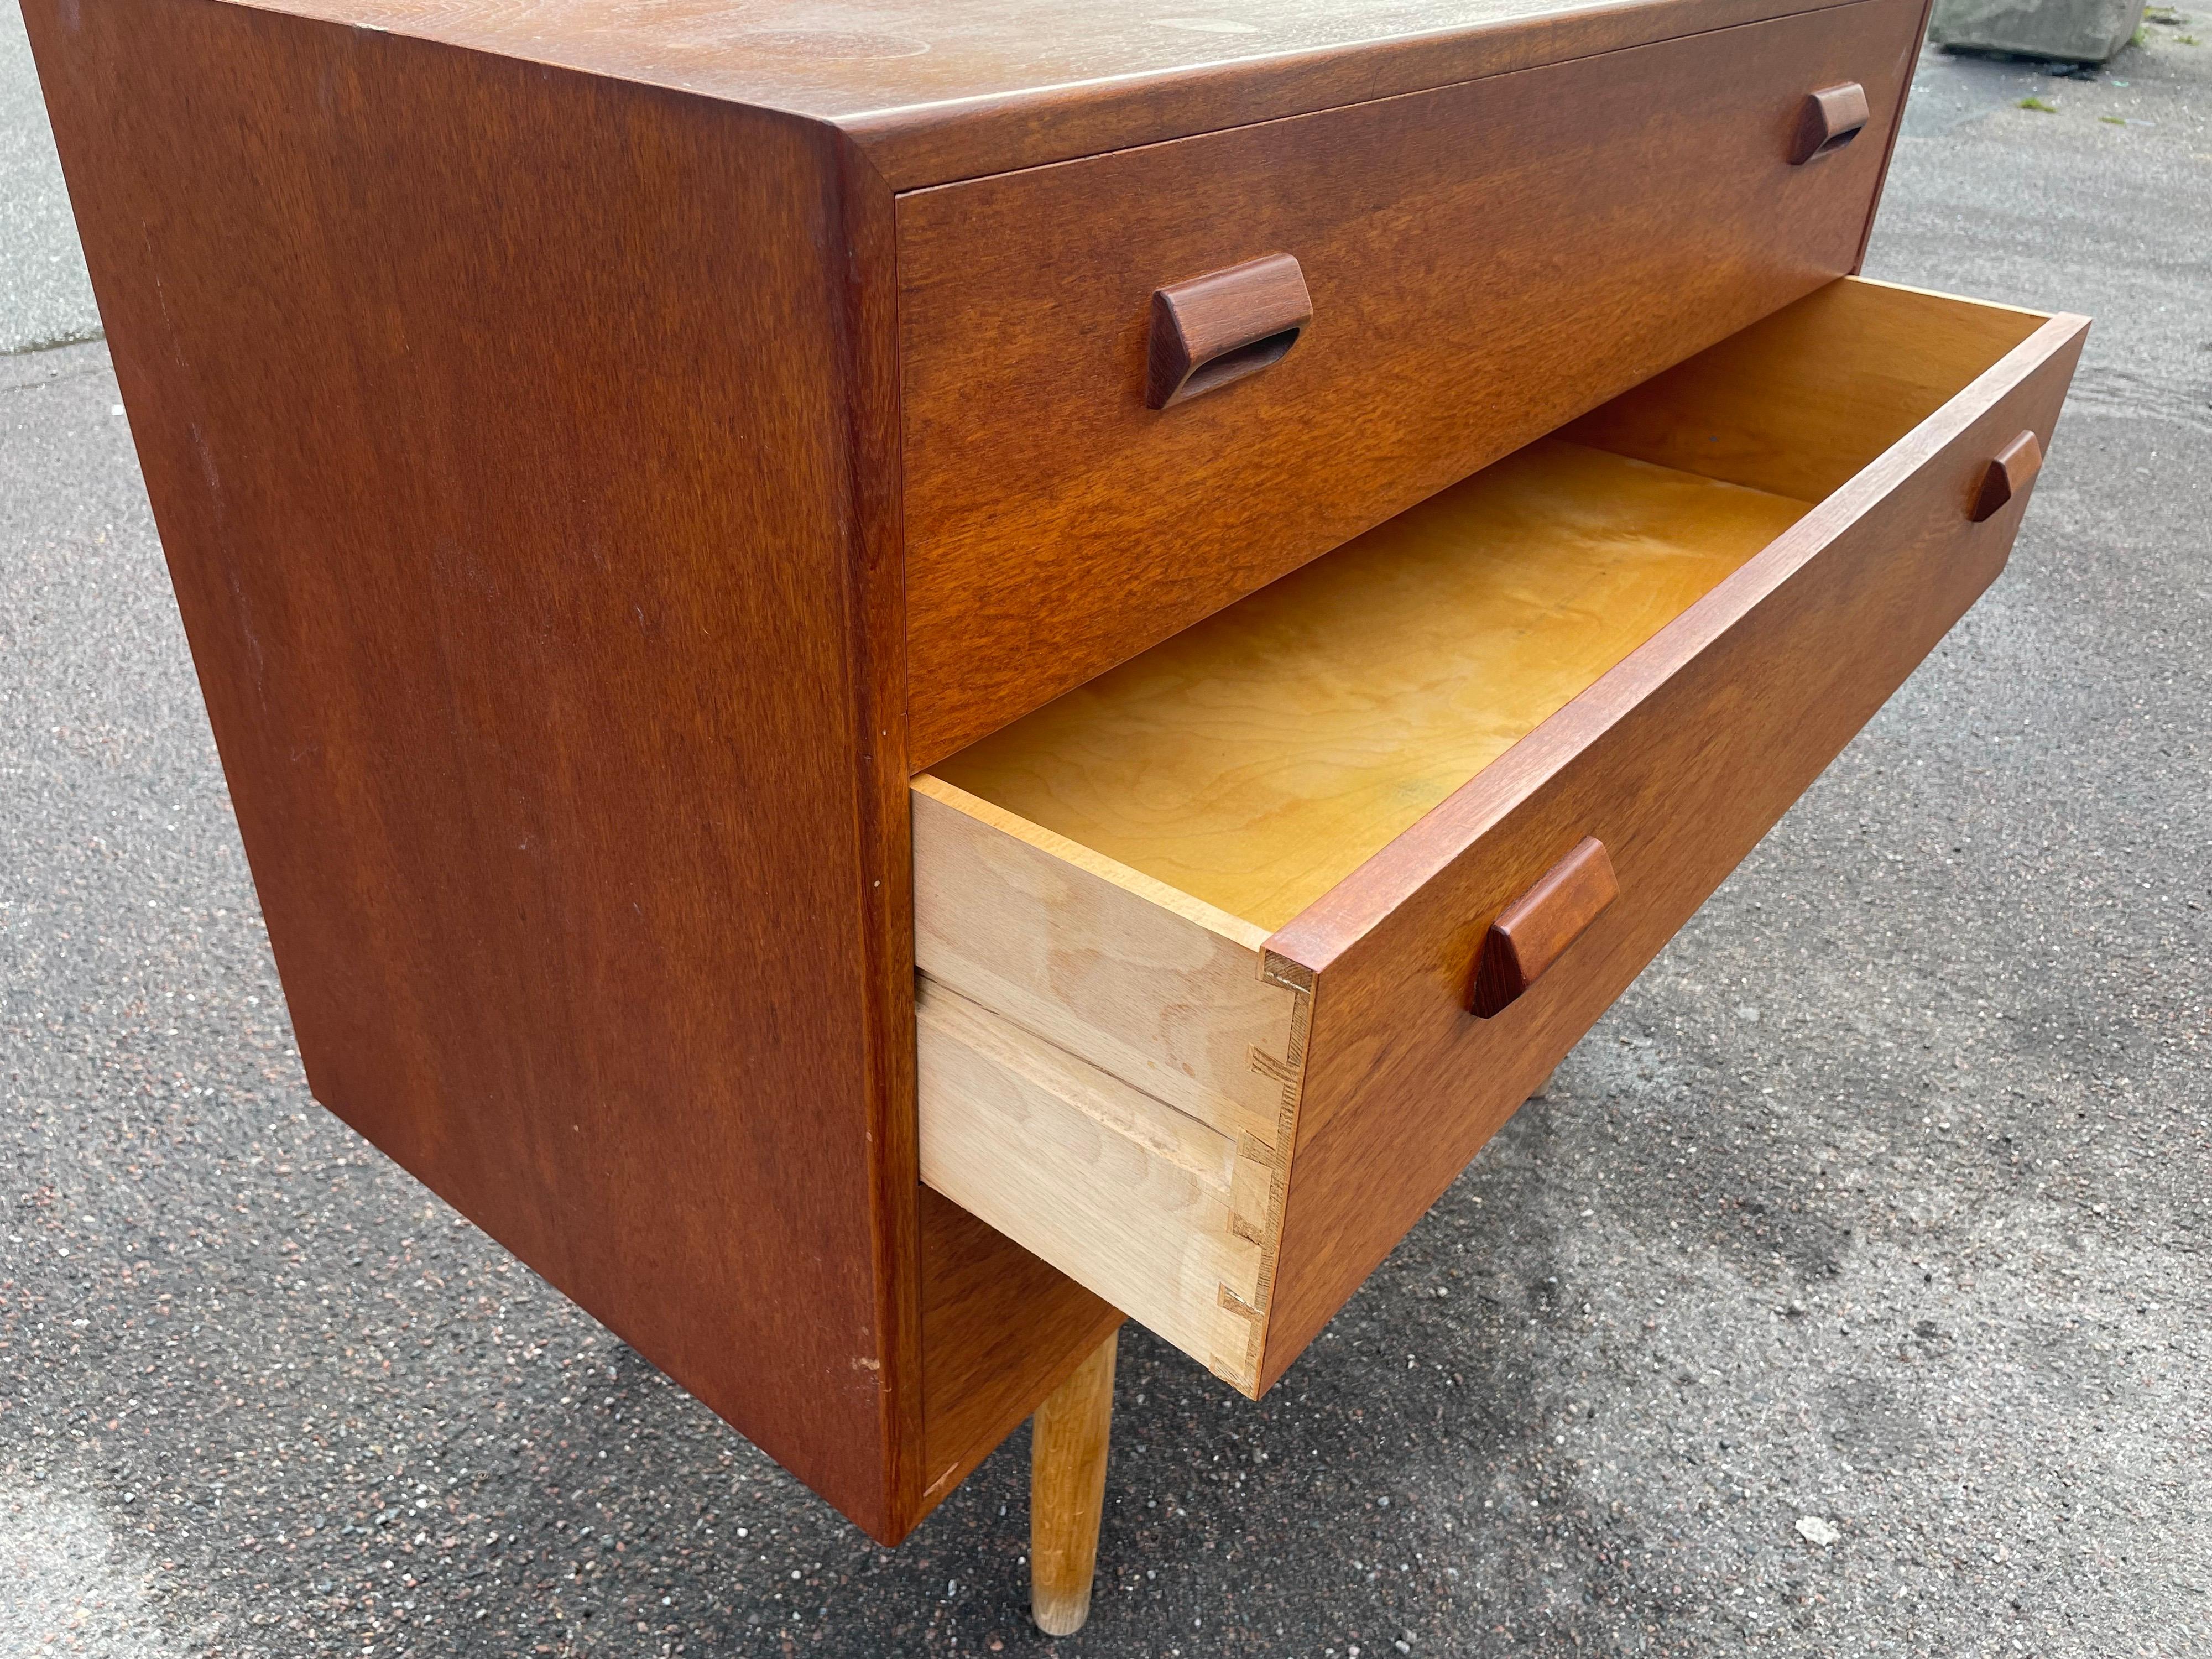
[{"x1": 25, "y1": 0, "x2": 2084, "y2": 1621}]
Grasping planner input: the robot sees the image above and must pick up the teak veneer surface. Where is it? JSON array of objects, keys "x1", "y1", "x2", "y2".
[
  {"x1": 919, "y1": 279, "x2": 2089, "y2": 1396},
  {"x1": 24, "y1": 0, "x2": 1979, "y2": 1555},
  {"x1": 936, "y1": 440, "x2": 1811, "y2": 931},
  {"x1": 25, "y1": 0, "x2": 943, "y2": 1543},
  {"x1": 1256, "y1": 294, "x2": 2085, "y2": 1389},
  {"x1": 898, "y1": 0, "x2": 1922, "y2": 762},
  {"x1": 208, "y1": 0, "x2": 1879, "y2": 184},
  {"x1": 936, "y1": 278, "x2": 2049, "y2": 938},
  {"x1": 917, "y1": 1191, "x2": 1123, "y2": 1512}
]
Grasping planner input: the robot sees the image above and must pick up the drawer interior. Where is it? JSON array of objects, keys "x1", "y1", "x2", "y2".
[{"x1": 927, "y1": 278, "x2": 2047, "y2": 931}]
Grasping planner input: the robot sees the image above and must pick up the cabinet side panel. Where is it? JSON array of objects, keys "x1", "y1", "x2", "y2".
[{"x1": 25, "y1": 0, "x2": 913, "y2": 1537}]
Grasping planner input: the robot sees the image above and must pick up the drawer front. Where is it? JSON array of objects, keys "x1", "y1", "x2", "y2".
[
  {"x1": 915, "y1": 283, "x2": 2086, "y2": 1396},
  {"x1": 898, "y1": 0, "x2": 1926, "y2": 766},
  {"x1": 1255, "y1": 298, "x2": 2086, "y2": 1386}
]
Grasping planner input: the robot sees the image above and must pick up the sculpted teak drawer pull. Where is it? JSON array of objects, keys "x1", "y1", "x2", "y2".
[
  {"x1": 1468, "y1": 837, "x2": 1620, "y2": 1018},
  {"x1": 1789, "y1": 82, "x2": 1870, "y2": 164},
  {"x1": 1970, "y1": 430, "x2": 2043, "y2": 521},
  {"x1": 1146, "y1": 252, "x2": 1313, "y2": 409}
]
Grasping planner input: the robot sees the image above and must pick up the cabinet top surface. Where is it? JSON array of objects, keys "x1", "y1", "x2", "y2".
[{"x1": 238, "y1": 0, "x2": 1836, "y2": 182}]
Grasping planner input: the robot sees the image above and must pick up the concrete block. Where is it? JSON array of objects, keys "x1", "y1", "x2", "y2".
[{"x1": 1928, "y1": 0, "x2": 2147, "y2": 62}]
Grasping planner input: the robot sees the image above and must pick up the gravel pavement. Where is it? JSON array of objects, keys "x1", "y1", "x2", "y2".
[
  {"x1": 3, "y1": 28, "x2": 2209, "y2": 1659},
  {"x1": 0, "y1": 7, "x2": 97, "y2": 353}
]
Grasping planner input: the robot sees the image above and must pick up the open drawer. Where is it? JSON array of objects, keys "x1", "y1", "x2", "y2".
[{"x1": 913, "y1": 277, "x2": 2086, "y2": 1396}]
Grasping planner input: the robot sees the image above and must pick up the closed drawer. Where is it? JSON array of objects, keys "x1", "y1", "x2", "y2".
[
  {"x1": 897, "y1": 0, "x2": 1928, "y2": 766},
  {"x1": 914, "y1": 278, "x2": 2086, "y2": 1395}
]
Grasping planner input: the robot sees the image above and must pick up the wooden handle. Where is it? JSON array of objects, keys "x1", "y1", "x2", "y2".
[
  {"x1": 1788, "y1": 82, "x2": 1870, "y2": 164},
  {"x1": 1467, "y1": 837, "x2": 1619, "y2": 1018},
  {"x1": 1969, "y1": 430, "x2": 2043, "y2": 522},
  {"x1": 1146, "y1": 252, "x2": 1312, "y2": 409}
]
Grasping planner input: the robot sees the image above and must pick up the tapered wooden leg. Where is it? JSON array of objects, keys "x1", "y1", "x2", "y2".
[{"x1": 1030, "y1": 1326, "x2": 1118, "y2": 1636}]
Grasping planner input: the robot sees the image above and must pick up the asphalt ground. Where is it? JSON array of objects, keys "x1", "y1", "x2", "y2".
[
  {"x1": 3, "y1": 18, "x2": 2208, "y2": 1659},
  {"x1": 0, "y1": 11, "x2": 96, "y2": 353}
]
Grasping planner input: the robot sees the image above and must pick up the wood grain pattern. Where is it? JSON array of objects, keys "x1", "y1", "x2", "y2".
[
  {"x1": 1971, "y1": 430, "x2": 2043, "y2": 522},
  {"x1": 210, "y1": 0, "x2": 1881, "y2": 188},
  {"x1": 1030, "y1": 1328, "x2": 1118, "y2": 1637},
  {"x1": 935, "y1": 442, "x2": 1807, "y2": 930},
  {"x1": 23, "y1": 0, "x2": 931, "y2": 1541},
  {"x1": 1258, "y1": 301, "x2": 2087, "y2": 1389},
  {"x1": 900, "y1": 0, "x2": 1923, "y2": 765},
  {"x1": 831, "y1": 79, "x2": 931, "y2": 1543},
  {"x1": 1788, "y1": 81, "x2": 1869, "y2": 163},
  {"x1": 913, "y1": 776, "x2": 1300, "y2": 1140},
  {"x1": 27, "y1": 0, "x2": 2010, "y2": 1552},
  {"x1": 918, "y1": 279, "x2": 2085, "y2": 1396},
  {"x1": 916, "y1": 1190, "x2": 1121, "y2": 1517},
  {"x1": 1559, "y1": 277, "x2": 2048, "y2": 502},
  {"x1": 916, "y1": 981, "x2": 1285, "y2": 1391},
  {"x1": 1469, "y1": 837, "x2": 1620, "y2": 1018},
  {"x1": 1147, "y1": 254, "x2": 1313, "y2": 409}
]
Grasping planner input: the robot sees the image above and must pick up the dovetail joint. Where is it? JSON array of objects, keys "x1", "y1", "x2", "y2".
[{"x1": 1212, "y1": 950, "x2": 1318, "y2": 1391}]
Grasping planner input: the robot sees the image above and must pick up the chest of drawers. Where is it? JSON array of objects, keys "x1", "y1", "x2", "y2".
[{"x1": 24, "y1": 0, "x2": 2083, "y2": 1632}]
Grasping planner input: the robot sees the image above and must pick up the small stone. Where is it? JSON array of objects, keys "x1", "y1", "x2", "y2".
[{"x1": 1797, "y1": 1515, "x2": 1841, "y2": 1546}]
